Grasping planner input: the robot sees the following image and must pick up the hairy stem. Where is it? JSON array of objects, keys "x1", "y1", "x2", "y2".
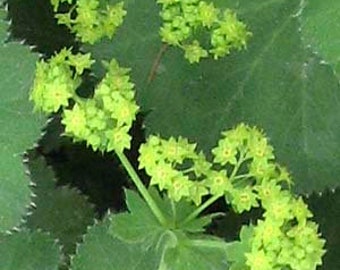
[{"x1": 116, "y1": 151, "x2": 167, "y2": 226}]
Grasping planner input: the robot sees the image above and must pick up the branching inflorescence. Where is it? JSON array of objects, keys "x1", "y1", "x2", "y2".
[
  {"x1": 29, "y1": 0, "x2": 326, "y2": 269},
  {"x1": 157, "y1": 0, "x2": 252, "y2": 63},
  {"x1": 31, "y1": 49, "x2": 138, "y2": 153},
  {"x1": 139, "y1": 124, "x2": 326, "y2": 270},
  {"x1": 51, "y1": 0, "x2": 126, "y2": 44}
]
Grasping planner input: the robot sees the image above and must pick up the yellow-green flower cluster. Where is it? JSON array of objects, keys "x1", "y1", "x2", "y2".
[
  {"x1": 243, "y1": 190, "x2": 326, "y2": 270},
  {"x1": 139, "y1": 124, "x2": 271, "y2": 205},
  {"x1": 211, "y1": 125, "x2": 325, "y2": 270},
  {"x1": 139, "y1": 123, "x2": 326, "y2": 269},
  {"x1": 30, "y1": 48, "x2": 94, "y2": 113},
  {"x1": 211, "y1": 123, "x2": 277, "y2": 213},
  {"x1": 62, "y1": 59, "x2": 139, "y2": 152},
  {"x1": 139, "y1": 135, "x2": 211, "y2": 204},
  {"x1": 138, "y1": 124, "x2": 278, "y2": 206},
  {"x1": 157, "y1": 0, "x2": 251, "y2": 63},
  {"x1": 52, "y1": 0, "x2": 126, "y2": 44},
  {"x1": 30, "y1": 49, "x2": 138, "y2": 153}
]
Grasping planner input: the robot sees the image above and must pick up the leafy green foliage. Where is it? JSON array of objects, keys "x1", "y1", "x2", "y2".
[
  {"x1": 108, "y1": 189, "x2": 230, "y2": 269},
  {"x1": 1, "y1": 0, "x2": 339, "y2": 269},
  {"x1": 82, "y1": 0, "x2": 162, "y2": 81},
  {"x1": 225, "y1": 225, "x2": 254, "y2": 270},
  {"x1": 0, "y1": 230, "x2": 61, "y2": 270},
  {"x1": 148, "y1": 188, "x2": 219, "y2": 234},
  {"x1": 159, "y1": 235, "x2": 229, "y2": 270},
  {"x1": 0, "y1": 8, "x2": 7, "y2": 41},
  {"x1": 109, "y1": 189, "x2": 216, "y2": 242},
  {"x1": 87, "y1": 0, "x2": 340, "y2": 195},
  {"x1": 300, "y1": 0, "x2": 340, "y2": 79},
  {"x1": 70, "y1": 218, "x2": 160, "y2": 270},
  {"x1": 137, "y1": 124, "x2": 326, "y2": 270},
  {"x1": 37, "y1": 137, "x2": 127, "y2": 215},
  {"x1": 109, "y1": 189, "x2": 165, "y2": 245},
  {"x1": 0, "y1": 8, "x2": 45, "y2": 232},
  {"x1": 25, "y1": 155, "x2": 95, "y2": 258},
  {"x1": 7, "y1": 0, "x2": 76, "y2": 55}
]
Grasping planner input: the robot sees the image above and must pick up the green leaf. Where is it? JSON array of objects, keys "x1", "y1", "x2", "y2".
[
  {"x1": 0, "y1": 7, "x2": 7, "y2": 42},
  {"x1": 71, "y1": 217, "x2": 161, "y2": 270},
  {"x1": 38, "y1": 116, "x2": 65, "y2": 154},
  {"x1": 225, "y1": 225, "x2": 253, "y2": 269},
  {"x1": 180, "y1": 213, "x2": 222, "y2": 234},
  {"x1": 83, "y1": 0, "x2": 161, "y2": 80},
  {"x1": 0, "y1": 11, "x2": 45, "y2": 232},
  {"x1": 159, "y1": 233, "x2": 229, "y2": 270},
  {"x1": 0, "y1": 230, "x2": 61, "y2": 270},
  {"x1": 111, "y1": 187, "x2": 217, "y2": 244},
  {"x1": 307, "y1": 189, "x2": 340, "y2": 270},
  {"x1": 25, "y1": 155, "x2": 95, "y2": 257},
  {"x1": 300, "y1": 0, "x2": 340, "y2": 79},
  {"x1": 100, "y1": 191, "x2": 231, "y2": 269},
  {"x1": 87, "y1": 0, "x2": 340, "y2": 194},
  {"x1": 109, "y1": 189, "x2": 164, "y2": 245},
  {"x1": 147, "y1": 187, "x2": 174, "y2": 221},
  {"x1": 148, "y1": 187, "x2": 218, "y2": 233},
  {"x1": 7, "y1": 0, "x2": 76, "y2": 55}
]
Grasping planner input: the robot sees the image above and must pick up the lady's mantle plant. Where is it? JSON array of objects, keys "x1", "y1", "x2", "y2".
[
  {"x1": 27, "y1": 0, "x2": 327, "y2": 269},
  {"x1": 157, "y1": 0, "x2": 251, "y2": 62}
]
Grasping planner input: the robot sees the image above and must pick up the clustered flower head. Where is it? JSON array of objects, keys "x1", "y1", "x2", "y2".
[
  {"x1": 243, "y1": 192, "x2": 326, "y2": 270},
  {"x1": 157, "y1": 0, "x2": 252, "y2": 63},
  {"x1": 139, "y1": 123, "x2": 280, "y2": 208},
  {"x1": 30, "y1": 48, "x2": 94, "y2": 113},
  {"x1": 51, "y1": 0, "x2": 126, "y2": 44},
  {"x1": 62, "y1": 59, "x2": 139, "y2": 152},
  {"x1": 30, "y1": 49, "x2": 138, "y2": 153},
  {"x1": 139, "y1": 135, "x2": 211, "y2": 204},
  {"x1": 138, "y1": 123, "x2": 326, "y2": 269}
]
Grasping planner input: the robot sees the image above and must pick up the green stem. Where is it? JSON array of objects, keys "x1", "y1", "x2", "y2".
[
  {"x1": 229, "y1": 156, "x2": 245, "y2": 180},
  {"x1": 170, "y1": 199, "x2": 177, "y2": 228},
  {"x1": 181, "y1": 153, "x2": 248, "y2": 225},
  {"x1": 182, "y1": 167, "x2": 194, "y2": 174},
  {"x1": 233, "y1": 173, "x2": 252, "y2": 180},
  {"x1": 116, "y1": 151, "x2": 167, "y2": 226},
  {"x1": 189, "y1": 239, "x2": 228, "y2": 249},
  {"x1": 180, "y1": 194, "x2": 221, "y2": 226}
]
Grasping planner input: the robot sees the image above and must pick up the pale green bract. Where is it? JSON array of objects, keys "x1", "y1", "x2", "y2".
[
  {"x1": 139, "y1": 123, "x2": 326, "y2": 269},
  {"x1": 157, "y1": 0, "x2": 251, "y2": 62}
]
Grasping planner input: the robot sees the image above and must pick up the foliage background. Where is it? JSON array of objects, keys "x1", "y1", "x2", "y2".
[{"x1": 0, "y1": 0, "x2": 339, "y2": 269}]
